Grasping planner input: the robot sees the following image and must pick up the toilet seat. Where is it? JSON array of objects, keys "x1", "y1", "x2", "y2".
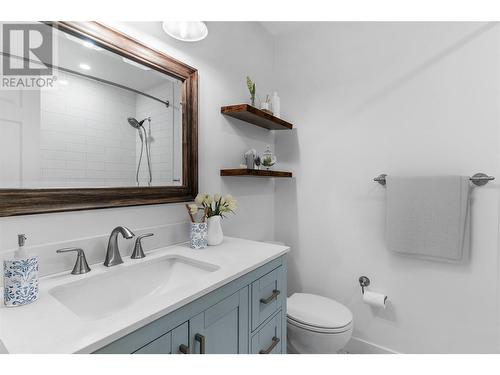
[
  {"x1": 287, "y1": 315, "x2": 353, "y2": 334},
  {"x1": 287, "y1": 293, "x2": 353, "y2": 333}
]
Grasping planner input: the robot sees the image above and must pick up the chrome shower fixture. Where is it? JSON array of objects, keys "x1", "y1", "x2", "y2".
[
  {"x1": 127, "y1": 117, "x2": 145, "y2": 128},
  {"x1": 127, "y1": 117, "x2": 153, "y2": 186}
]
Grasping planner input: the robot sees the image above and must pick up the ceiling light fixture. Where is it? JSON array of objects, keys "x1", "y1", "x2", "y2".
[
  {"x1": 79, "y1": 63, "x2": 91, "y2": 70},
  {"x1": 162, "y1": 22, "x2": 208, "y2": 42}
]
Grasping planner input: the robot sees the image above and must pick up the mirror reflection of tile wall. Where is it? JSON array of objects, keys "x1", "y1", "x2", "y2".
[
  {"x1": 38, "y1": 72, "x2": 181, "y2": 188},
  {"x1": 40, "y1": 71, "x2": 137, "y2": 187},
  {"x1": 135, "y1": 80, "x2": 182, "y2": 187},
  {"x1": 0, "y1": 22, "x2": 183, "y2": 189}
]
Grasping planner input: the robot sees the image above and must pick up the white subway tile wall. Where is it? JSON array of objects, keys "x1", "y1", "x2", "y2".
[
  {"x1": 39, "y1": 72, "x2": 175, "y2": 187},
  {"x1": 135, "y1": 81, "x2": 178, "y2": 186},
  {"x1": 40, "y1": 72, "x2": 135, "y2": 187}
]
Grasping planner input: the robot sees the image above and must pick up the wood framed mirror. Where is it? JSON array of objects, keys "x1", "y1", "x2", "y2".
[{"x1": 0, "y1": 21, "x2": 198, "y2": 216}]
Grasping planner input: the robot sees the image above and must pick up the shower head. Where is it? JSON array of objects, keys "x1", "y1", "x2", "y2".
[{"x1": 127, "y1": 117, "x2": 146, "y2": 129}]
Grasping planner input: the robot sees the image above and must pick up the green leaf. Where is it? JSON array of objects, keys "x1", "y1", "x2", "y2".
[
  {"x1": 246, "y1": 76, "x2": 256, "y2": 97},
  {"x1": 246, "y1": 76, "x2": 253, "y2": 92}
]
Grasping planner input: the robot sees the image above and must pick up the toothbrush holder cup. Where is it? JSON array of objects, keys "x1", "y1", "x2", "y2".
[{"x1": 190, "y1": 222, "x2": 208, "y2": 249}]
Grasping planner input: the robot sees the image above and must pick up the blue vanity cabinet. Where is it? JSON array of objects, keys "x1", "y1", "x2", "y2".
[
  {"x1": 189, "y1": 288, "x2": 248, "y2": 354},
  {"x1": 251, "y1": 310, "x2": 282, "y2": 354},
  {"x1": 93, "y1": 255, "x2": 287, "y2": 354},
  {"x1": 134, "y1": 321, "x2": 188, "y2": 354},
  {"x1": 134, "y1": 331, "x2": 172, "y2": 354},
  {"x1": 251, "y1": 266, "x2": 284, "y2": 330}
]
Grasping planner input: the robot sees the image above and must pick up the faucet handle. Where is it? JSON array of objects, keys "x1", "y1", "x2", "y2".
[
  {"x1": 56, "y1": 247, "x2": 91, "y2": 275},
  {"x1": 131, "y1": 233, "x2": 154, "y2": 259}
]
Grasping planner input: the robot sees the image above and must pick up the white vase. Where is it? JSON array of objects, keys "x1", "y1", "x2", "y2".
[{"x1": 207, "y1": 215, "x2": 223, "y2": 246}]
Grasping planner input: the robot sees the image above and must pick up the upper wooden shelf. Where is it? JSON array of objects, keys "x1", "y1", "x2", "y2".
[
  {"x1": 220, "y1": 169, "x2": 292, "y2": 178},
  {"x1": 221, "y1": 104, "x2": 293, "y2": 130}
]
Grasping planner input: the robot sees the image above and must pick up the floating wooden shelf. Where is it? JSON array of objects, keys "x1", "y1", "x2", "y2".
[
  {"x1": 221, "y1": 104, "x2": 293, "y2": 130},
  {"x1": 220, "y1": 169, "x2": 292, "y2": 178}
]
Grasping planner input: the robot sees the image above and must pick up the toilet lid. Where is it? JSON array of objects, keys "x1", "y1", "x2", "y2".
[{"x1": 287, "y1": 293, "x2": 353, "y2": 329}]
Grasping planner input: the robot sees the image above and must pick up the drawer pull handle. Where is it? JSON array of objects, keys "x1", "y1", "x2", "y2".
[
  {"x1": 195, "y1": 333, "x2": 206, "y2": 354},
  {"x1": 179, "y1": 344, "x2": 189, "y2": 354},
  {"x1": 260, "y1": 289, "x2": 280, "y2": 304},
  {"x1": 259, "y1": 337, "x2": 280, "y2": 354}
]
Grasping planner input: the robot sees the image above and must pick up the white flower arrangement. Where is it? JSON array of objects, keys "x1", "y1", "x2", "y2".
[{"x1": 188, "y1": 192, "x2": 237, "y2": 219}]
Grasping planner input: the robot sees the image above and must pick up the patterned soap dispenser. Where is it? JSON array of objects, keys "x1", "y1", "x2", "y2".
[{"x1": 3, "y1": 234, "x2": 39, "y2": 307}]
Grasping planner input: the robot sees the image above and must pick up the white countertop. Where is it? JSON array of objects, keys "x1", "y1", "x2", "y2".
[{"x1": 0, "y1": 237, "x2": 289, "y2": 354}]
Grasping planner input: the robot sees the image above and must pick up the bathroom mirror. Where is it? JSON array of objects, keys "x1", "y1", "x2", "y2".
[{"x1": 0, "y1": 22, "x2": 198, "y2": 216}]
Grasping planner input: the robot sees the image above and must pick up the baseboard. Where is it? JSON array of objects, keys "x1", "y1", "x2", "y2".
[{"x1": 344, "y1": 337, "x2": 399, "y2": 354}]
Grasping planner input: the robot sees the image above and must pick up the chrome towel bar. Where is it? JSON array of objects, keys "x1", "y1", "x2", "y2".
[{"x1": 374, "y1": 173, "x2": 495, "y2": 187}]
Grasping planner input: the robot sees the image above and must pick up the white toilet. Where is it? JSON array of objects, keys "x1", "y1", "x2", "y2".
[{"x1": 287, "y1": 293, "x2": 353, "y2": 354}]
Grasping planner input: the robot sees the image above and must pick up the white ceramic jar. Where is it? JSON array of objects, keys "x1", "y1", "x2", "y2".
[{"x1": 207, "y1": 216, "x2": 224, "y2": 246}]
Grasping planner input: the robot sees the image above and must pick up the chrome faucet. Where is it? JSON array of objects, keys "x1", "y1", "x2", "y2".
[
  {"x1": 56, "y1": 247, "x2": 91, "y2": 275},
  {"x1": 131, "y1": 233, "x2": 154, "y2": 259},
  {"x1": 104, "y1": 226, "x2": 135, "y2": 267}
]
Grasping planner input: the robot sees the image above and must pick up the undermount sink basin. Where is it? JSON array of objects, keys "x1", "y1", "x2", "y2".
[{"x1": 49, "y1": 255, "x2": 219, "y2": 320}]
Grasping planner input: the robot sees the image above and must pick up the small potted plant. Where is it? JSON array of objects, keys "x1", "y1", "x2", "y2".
[
  {"x1": 188, "y1": 193, "x2": 237, "y2": 246},
  {"x1": 261, "y1": 145, "x2": 277, "y2": 170},
  {"x1": 246, "y1": 76, "x2": 256, "y2": 107}
]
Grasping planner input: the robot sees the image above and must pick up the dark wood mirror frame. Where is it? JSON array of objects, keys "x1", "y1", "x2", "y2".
[{"x1": 0, "y1": 21, "x2": 198, "y2": 217}]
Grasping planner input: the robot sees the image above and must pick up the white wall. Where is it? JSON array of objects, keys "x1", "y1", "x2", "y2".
[
  {"x1": 0, "y1": 22, "x2": 276, "y2": 262},
  {"x1": 274, "y1": 22, "x2": 500, "y2": 353},
  {"x1": 0, "y1": 90, "x2": 41, "y2": 188}
]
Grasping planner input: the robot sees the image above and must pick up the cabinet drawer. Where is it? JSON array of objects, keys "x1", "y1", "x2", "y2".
[
  {"x1": 134, "y1": 332, "x2": 172, "y2": 354},
  {"x1": 251, "y1": 311, "x2": 282, "y2": 354},
  {"x1": 134, "y1": 321, "x2": 188, "y2": 354},
  {"x1": 251, "y1": 266, "x2": 284, "y2": 330}
]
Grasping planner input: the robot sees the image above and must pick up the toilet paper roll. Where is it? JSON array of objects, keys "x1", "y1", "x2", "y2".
[{"x1": 363, "y1": 290, "x2": 387, "y2": 308}]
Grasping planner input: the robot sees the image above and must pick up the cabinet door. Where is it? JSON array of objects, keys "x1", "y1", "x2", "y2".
[
  {"x1": 134, "y1": 321, "x2": 188, "y2": 354},
  {"x1": 171, "y1": 321, "x2": 189, "y2": 354},
  {"x1": 189, "y1": 288, "x2": 249, "y2": 354}
]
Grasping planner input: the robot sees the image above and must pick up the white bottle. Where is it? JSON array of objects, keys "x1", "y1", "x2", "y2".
[
  {"x1": 3, "y1": 234, "x2": 39, "y2": 307},
  {"x1": 272, "y1": 92, "x2": 280, "y2": 118}
]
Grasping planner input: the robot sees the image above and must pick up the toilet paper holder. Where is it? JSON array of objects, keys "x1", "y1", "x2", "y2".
[{"x1": 359, "y1": 276, "x2": 370, "y2": 294}]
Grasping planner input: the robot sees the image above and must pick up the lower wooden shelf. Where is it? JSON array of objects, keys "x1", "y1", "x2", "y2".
[{"x1": 220, "y1": 169, "x2": 292, "y2": 178}]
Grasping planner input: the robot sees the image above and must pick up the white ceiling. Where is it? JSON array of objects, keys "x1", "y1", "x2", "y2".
[{"x1": 259, "y1": 22, "x2": 308, "y2": 37}]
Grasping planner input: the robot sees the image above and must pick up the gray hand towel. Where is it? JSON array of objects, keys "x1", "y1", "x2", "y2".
[{"x1": 385, "y1": 175, "x2": 471, "y2": 262}]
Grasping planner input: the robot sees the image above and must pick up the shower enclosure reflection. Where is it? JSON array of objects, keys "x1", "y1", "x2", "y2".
[{"x1": 0, "y1": 22, "x2": 183, "y2": 189}]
